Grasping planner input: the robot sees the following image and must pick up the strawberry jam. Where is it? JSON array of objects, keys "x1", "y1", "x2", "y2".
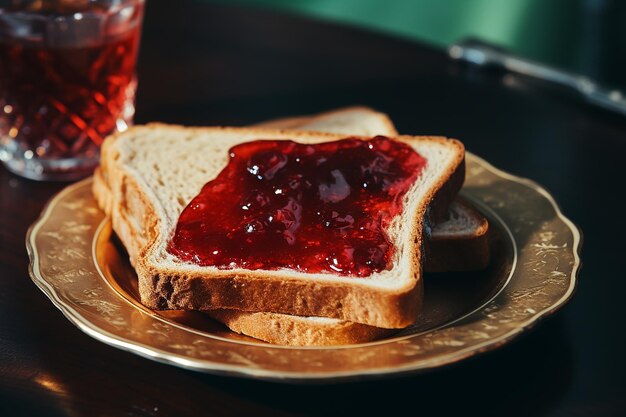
[{"x1": 168, "y1": 136, "x2": 427, "y2": 277}]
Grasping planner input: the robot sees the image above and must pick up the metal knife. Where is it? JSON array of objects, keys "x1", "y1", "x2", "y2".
[{"x1": 448, "y1": 38, "x2": 626, "y2": 116}]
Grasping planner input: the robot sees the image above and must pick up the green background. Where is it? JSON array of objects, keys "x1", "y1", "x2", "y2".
[{"x1": 209, "y1": 0, "x2": 626, "y2": 87}]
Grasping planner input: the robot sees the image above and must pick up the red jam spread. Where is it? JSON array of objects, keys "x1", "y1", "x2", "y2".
[{"x1": 168, "y1": 136, "x2": 427, "y2": 277}]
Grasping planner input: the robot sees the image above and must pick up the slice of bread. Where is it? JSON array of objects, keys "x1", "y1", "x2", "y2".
[{"x1": 96, "y1": 124, "x2": 464, "y2": 328}]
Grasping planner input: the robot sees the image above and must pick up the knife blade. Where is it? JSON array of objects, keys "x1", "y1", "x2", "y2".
[{"x1": 448, "y1": 38, "x2": 626, "y2": 116}]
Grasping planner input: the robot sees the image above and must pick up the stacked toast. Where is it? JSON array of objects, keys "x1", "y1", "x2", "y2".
[{"x1": 93, "y1": 107, "x2": 489, "y2": 346}]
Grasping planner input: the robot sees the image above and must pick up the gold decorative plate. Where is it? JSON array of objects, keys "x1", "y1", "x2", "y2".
[{"x1": 26, "y1": 153, "x2": 581, "y2": 382}]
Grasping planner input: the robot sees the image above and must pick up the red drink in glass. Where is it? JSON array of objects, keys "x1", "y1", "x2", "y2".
[{"x1": 0, "y1": 1, "x2": 144, "y2": 180}]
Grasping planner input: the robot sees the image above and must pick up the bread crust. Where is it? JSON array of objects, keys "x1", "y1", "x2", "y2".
[
  {"x1": 100, "y1": 124, "x2": 464, "y2": 329},
  {"x1": 137, "y1": 261, "x2": 425, "y2": 328}
]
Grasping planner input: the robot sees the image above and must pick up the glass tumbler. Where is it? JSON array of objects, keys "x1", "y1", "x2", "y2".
[{"x1": 0, "y1": 0, "x2": 144, "y2": 181}]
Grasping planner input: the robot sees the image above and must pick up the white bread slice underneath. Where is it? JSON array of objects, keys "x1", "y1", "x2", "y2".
[
  {"x1": 98, "y1": 124, "x2": 465, "y2": 329},
  {"x1": 255, "y1": 106, "x2": 399, "y2": 137}
]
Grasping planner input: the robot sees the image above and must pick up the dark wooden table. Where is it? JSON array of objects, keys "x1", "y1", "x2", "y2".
[{"x1": 2, "y1": 1, "x2": 625, "y2": 416}]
